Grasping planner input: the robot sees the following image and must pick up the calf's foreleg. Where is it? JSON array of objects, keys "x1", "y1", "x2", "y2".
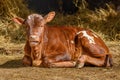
[
  {"x1": 44, "y1": 57, "x2": 76, "y2": 68},
  {"x1": 22, "y1": 55, "x2": 32, "y2": 66},
  {"x1": 49, "y1": 61, "x2": 76, "y2": 68}
]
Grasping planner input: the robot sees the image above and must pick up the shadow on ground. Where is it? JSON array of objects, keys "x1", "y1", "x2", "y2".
[{"x1": 0, "y1": 59, "x2": 24, "y2": 68}]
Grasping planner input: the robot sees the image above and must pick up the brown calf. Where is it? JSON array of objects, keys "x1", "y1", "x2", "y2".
[{"x1": 12, "y1": 11, "x2": 113, "y2": 68}]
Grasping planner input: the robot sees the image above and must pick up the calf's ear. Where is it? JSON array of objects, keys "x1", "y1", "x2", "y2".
[
  {"x1": 44, "y1": 11, "x2": 55, "y2": 23},
  {"x1": 12, "y1": 17, "x2": 25, "y2": 25}
]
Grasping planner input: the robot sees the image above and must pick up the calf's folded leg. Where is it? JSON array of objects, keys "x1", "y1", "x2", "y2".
[
  {"x1": 76, "y1": 55, "x2": 106, "y2": 68},
  {"x1": 22, "y1": 55, "x2": 32, "y2": 66},
  {"x1": 49, "y1": 61, "x2": 76, "y2": 68}
]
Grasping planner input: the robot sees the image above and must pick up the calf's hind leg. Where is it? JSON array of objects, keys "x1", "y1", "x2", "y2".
[{"x1": 76, "y1": 55, "x2": 106, "y2": 68}]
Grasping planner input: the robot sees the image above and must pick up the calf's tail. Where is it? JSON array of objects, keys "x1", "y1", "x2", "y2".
[{"x1": 104, "y1": 54, "x2": 113, "y2": 67}]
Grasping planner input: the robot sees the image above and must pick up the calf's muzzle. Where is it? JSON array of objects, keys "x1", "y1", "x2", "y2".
[{"x1": 29, "y1": 35, "x2": 40, "y2": 46}]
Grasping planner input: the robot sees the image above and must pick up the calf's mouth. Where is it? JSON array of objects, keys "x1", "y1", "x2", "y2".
[{"x1": 29, "y1": 41, "x2": 39, "y2": 46}]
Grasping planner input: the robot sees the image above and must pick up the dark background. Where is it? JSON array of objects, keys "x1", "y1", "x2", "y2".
[{"x1": 27, "y1": 0, "x2": 120, "y2": 14}]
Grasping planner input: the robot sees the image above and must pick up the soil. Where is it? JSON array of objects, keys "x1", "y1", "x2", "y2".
[{"x1": 0, "y1": 41, "x2": 120, "y2": 80}]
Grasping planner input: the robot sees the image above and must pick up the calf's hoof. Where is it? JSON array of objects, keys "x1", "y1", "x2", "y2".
[
  {"x1": 75, "y1": 62, "x2": 85, "y2": 69},
  {"x1": 32, "y1": 60, "x2": 42, "y2": 67}
]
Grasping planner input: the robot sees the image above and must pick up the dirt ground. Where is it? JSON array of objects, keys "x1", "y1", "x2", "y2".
[{"x1": 0, "y1": 41, "x2": 120, "y2": 80}]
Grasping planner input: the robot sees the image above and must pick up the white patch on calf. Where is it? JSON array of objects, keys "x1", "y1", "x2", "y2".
[
  {"x1": 77, "y1": 31, "x2": 96, "y2": 44},
  {"x1": 76, "y1": 31, "x2": 81, "y2": 35},
  {"x1": 28, "y1": 16, "x2": 31, "y2": 20}
]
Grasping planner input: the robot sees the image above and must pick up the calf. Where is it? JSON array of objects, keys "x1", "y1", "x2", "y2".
[{"x1": 12, "y1": 11, "x2": 113, "y2": 68}]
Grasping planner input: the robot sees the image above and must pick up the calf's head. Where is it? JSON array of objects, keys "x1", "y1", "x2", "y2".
[{"x1": 13, "y1": 11, "x2": 55, "y2": 47}]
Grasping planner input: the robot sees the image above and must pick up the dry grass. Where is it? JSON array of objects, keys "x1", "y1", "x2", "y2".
[
  {"x1": 0, "y1": 36, "x2": 24, "y2": 55},
  {"x1": 0, "y1": 0, "x2": 30, "y2": 19},
  {"x1": 0, "y1": 0, "x2": 30, "y2": 43}
]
